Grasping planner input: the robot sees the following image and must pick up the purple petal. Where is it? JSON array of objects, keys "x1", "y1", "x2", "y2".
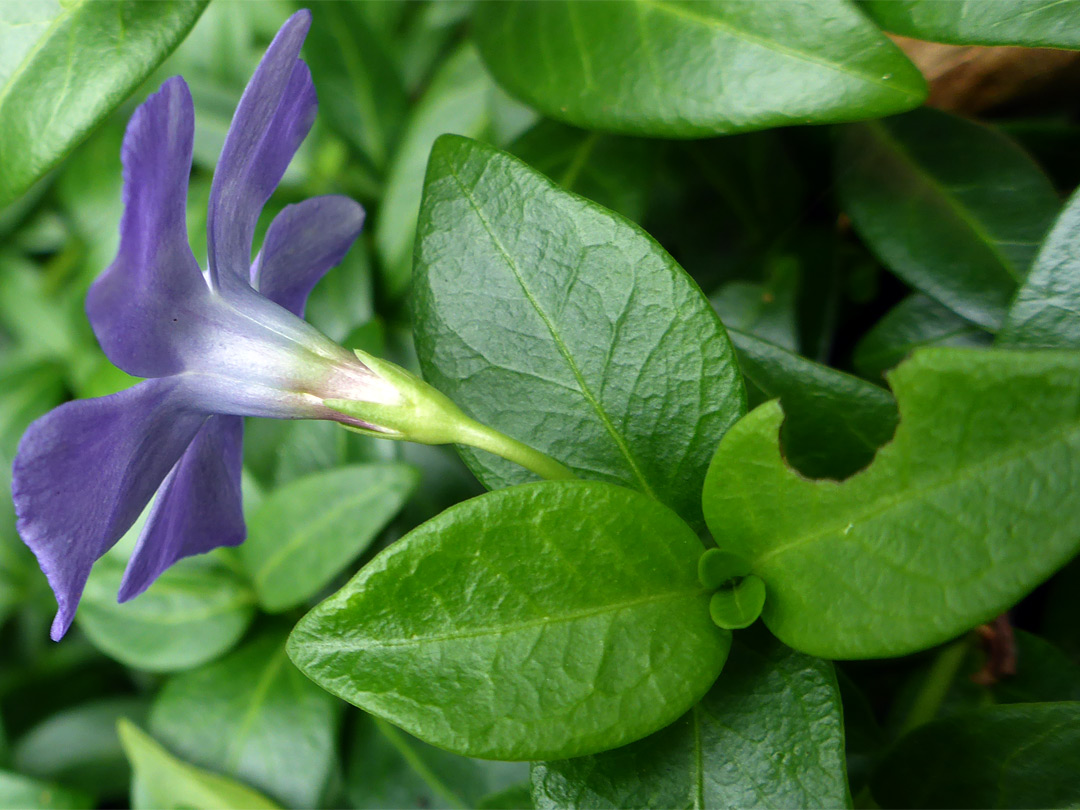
[
  {"x1": 11, "y1": 379, "x2": 207, "y2": 640},
  {"x1": 86, "y1": 76, "x2": 212, "y2": 378},
  {"x1": 118, "y1": 415, "x2": 244, "y2": 602},
  {"x1": 251, "y1": 196, "x2": 365, "y2": 316},
  {"x1": 208, "y1": 10, "x2": 316, "y2": 292}
]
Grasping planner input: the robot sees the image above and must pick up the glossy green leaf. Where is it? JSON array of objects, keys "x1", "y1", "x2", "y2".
[
  {"x1": 1000, "y1": 186, "x2": 1080, "y2": 349},
  {"x1": 346, "y1": 714, "x2": 527, "y2": 810},
  {"x1": 711, "y1": 265, "x2": 800, "y2": 352},
  {"x1": 854, "y1": 294, "x2": 990, "y2": 379},
  {"x1": 871, "y1": 703, "x2": 1080, "y2": 808},
  {"x1": 239, "y1": 464, "x2": 418, "y2": 612},
  {"x1": 474, "y1": 0, "x2": 925, "y2": 138},
  {"x1": 838, "y1": 108, "x2": 1060, "y2": 330},
  {"x1": 0, "y1": 1, "x2": 208, "y2": 206},
  {"x1": 150, "y1": 630, "x2": 340, "y2": 809},
  {"x1": 728, "y1": 327, "x2": 898, "y2": 480},
  {"x1": 413, "y1": 135, "x2": 745, "y2": 527},
  {"x1": 532, "y1": 632, "x2": 848, "y2": 809},
  {"x1": 709, "y1": 576, "x2": 766, "y2": 630},
  {"x1": 289, "y1": 481, "x2": 729, "y2": 760},
  {"x1": 14, "y1": 698, "x2": 145, "y2": 799},
  {"x1": 78, "y1": 553, "x2": 255, "y2": 672},
  {"x1": 703, "y1": 348, "x2": 1080, "y2": 659},
  {"x1": 117, "y1": 720, "x2": 280, "y2": 810},
  {"x1": 0, "y1": 771, "x2": 91, "y2": 810},
  {"x1": 862, "y1": 0, "x2": 1080, "y2": 49}
]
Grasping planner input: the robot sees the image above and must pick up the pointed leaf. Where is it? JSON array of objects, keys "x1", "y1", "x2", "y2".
[{"x1": 863, "y1": 0, "x2": 1080, "y2": 49}]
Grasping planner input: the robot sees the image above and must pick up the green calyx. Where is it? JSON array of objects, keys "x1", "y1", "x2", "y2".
[
  {"x1": 698, "y1": 548, "x2": 766, "y2": 630},
  {"x1": 326, "y1": 350, "x2": 576, "y2": 482}
]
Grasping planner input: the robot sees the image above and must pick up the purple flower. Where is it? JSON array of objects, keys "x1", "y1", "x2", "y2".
[{"x1": 11, "y1": 10, "x2": 395, "y2": 640}]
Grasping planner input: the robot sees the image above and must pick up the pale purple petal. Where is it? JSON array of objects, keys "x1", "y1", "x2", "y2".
[
  {"x1": 11, "y1": 379, "x2": 207, "y2": 640},
  {"x1": 208, "y1": 10, "x2": 316, "y2": 292},
  {"x1": 251, "y1": 196, "x2": 365, "y2": 316},
  {"x1": 86, "y1": 76, "x2": 211, "y2": 378},
  {"x1": 118, "y1": 415, "x2": 244, "y2": 602}
]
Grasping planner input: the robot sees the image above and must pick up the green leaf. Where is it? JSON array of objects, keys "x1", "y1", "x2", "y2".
[
  {"x1": 709, "y1": 576, "x2": 766, "y2": 630},
  {"x1": 0, "y1": 0, "x2": 209, "y2": 206},
  {"x1": 78, "y1": 552, "x2": 255, "y2": 672},
  {"x1": 871, "y1": 703, "x2": 1080, "y2": 809},
  {"x1": 117, "y1": 719, "x2": 280, "y2": 810},
  {"x1": 837, "y1": 108, "x2": 1060, "y2": 330},
  {"x1": 532, "y1": 632, "x2": 849, "y2": 810},
  {"x1": 711, "y1": 262, "x2": 800, "y2": 352},
  {"x1": 1000, "y1": 186, "x2": 1080, "y2": 349},
  {"x1": 862, "y1": 0, "x2": 1080, "y2": 49},
  {"x1": 854, "y1": 294, "x2": 991, "y2": 379},
  {"x1": 727, "y1": 327, "x2": 899, "y2": 480},
  {"x1": 288, "y1": 481, "x2": 730, "y2": 760},
  {"x1": 13, "y1": 698, "x2": 146, "y2": 800},
  {"x1": 413, "y1": 135, "x2": 745, "y2": 528},
  {"x1": 703, "y1": 347, "x2": 1080, "y2": 659},
  {"x1": 149, "y1": 630, "x2": 340, "y2": 809},
  {"x1": 474, "y1": 0, "x2": 925, "y2": 138},
  {"x1": 346, "y1": 714, "x2": 528, "y2": 810},
  {"x1": 239, "y1": 464, "x2": 418, "y2": 613},
  {"x1": 992, "y1": 630, "x2": 1080, "y2": 705},
  {"x1": 0, "y1": 771, "x2": 92, "y2": 810}
]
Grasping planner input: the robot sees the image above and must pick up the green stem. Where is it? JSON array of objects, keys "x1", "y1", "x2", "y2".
[
  {"x1": 456, "y1": 419, "x2": 577, "y2": 481},
  {"x1": 898, "y1": 639, "x2": 969, "y2": 736}
]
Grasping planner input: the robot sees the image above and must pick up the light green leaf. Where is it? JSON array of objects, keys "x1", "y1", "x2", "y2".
[
  {"x1": 240, "y1": 464, "x2": 417, "y2": 612},
  {"x1": 413, "y1": 135, "x2": 744, "y2": 528},
  {"x1": 150, "y1": 630, "x2": 340, "y2": 809},
  {"x1": 117, "y1": 720, "x2": 280, "y2": 810},
  {"x1": 871, "y1": 703, "x2": 1080, "y2": 808},
  {"x1": 1000, "y1": 186, "x2": 1080, "y2": 349},
  {"x1": 837, "y1": 108, "x2": 1060, "y2": 330},
  {"x1": 0, "y1": 771, "x2": 91, "y2": 810},
  {"x1": 474, "y1": 0, "x2": 925, "y2": 138},
  {"x1": 532, "y1": 632, "x2": 849, "y2": 809},
  {"x1": 862, "y1": 0, "x2": 1080, "y2": 49},
  {"x1": 703, "y1": 348, "x2": 1080, "y2": 659},
  {"x1": 289, "y1": 481, "x2": 730, "y2": 760},
  {"x1": 0, "y1": 0, "x2": 209, "y2": 206}
]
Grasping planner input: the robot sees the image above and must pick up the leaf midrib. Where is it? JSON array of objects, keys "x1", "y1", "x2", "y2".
[{"x1": 0, "y1": 0, "x2": 85, "y2": 117}]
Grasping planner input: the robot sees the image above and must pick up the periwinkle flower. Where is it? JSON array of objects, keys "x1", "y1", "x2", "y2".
[{"x1": 11, "y1": 11, "x2": 402, "y2": 640}]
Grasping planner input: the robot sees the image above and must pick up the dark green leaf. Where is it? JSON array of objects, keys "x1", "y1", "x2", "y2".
[
  {"x1": 289, "y1": 481, "x2": 729, "y2": 760},
  {"x1": 854, "y1": 294, "x2": 990, "y2": 379},
  {"x1": 1000, "y1": 186, "x2": 1080, "y2": 349},
  {"x1": 871, "y1": 703, "x2": 1080, "y2": 809},
  {"x1": 711, "y1": 262, "x2": 799, "y2": 352},
  {"x1": 532, "y1": 632, "x2": 848, "y2": 809},
  {"x1": 862, "y1": 0, "x2": 1080, "y2": 49},
  {"x1": 474, "y1": 0, "x2": 925, "y2": 138},
  {"x1": 413, "y1": 135, "x2": 744, "y2": 527},
  {"x1": 0, "y1": 1, "x2": 209, "y2": 206},
  {"x1": 150, "y1": 630, "x2": 340, "y2": 809},
  {"x1": 703, "y1": 348, "x2": 1080, "y2": 658},
  {"x1": 993, "y1": 631, "x2": 1080, "y2": 705},
  {"x1": 0, "y1": 771, "x2": 91, "y2": 810},
  {"x1": 239, "y1": 464, "x2": 418, "y2": 613},
  {"x1": 837, "y1": 108, "x2": 1060, "y2": 330}
]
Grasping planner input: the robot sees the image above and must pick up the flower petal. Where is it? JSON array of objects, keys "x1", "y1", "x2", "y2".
[
  {"x1": 12, "y1": 379, "x2": 207, "y2": 640},
  {"x1": 251, "y1": 195, "x2": 365, "y2": 316},
  {"x1": 208, "y1": 10, "x2": 316, "y2": 292},
  {"x1": 118, "y1": 415, "x2": 244, "y2": 602},
  {"x1": 86, "y1": 76, "x2": 211, "y2": 378}
]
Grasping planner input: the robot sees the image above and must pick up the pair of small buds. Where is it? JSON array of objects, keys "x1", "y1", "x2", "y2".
[{"x1": 697, "y1": 549, "x2": 766, "y2": 631}]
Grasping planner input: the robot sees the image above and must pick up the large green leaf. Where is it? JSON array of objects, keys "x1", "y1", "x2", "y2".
[
  {"x1": 413, "y1": 135, "x2": 744, "y2": 528},
  {"x1": 474, "y1": 0, "x2": 925, "y2": 138},
  {"x1": 1000, "y1": 187, "x2": 1080, "y2": 349},
  {"x1": 727, "y1": 327, "x2": 898, "y2": 480},
  {"x1": 239, "y1": 464, "x2": 418, "y2": 613},
  {"x1": 149, "y1": 630, "x2": 340, "y2": 809},
  {"x1": 703, "y1": 348, "x2": 1080, "y2": 659},
  {"x1": 117, "y1": 720, "x2": 280, "y2": 810},
  {"x1": 871, "y1": 703, "x2": 1080, "y2": 808},
  {"x1": 0, "y1": 1, "x2": 208, "y2": 206},
  {"x1": 862, "y1": 0, "x2": 1080, "y2": 49},
  {"x1": 0, "y1": 771, "x2": 91, "y2": 810},
  {"x1": 837, "y1": 108, "x2": 1060, "y2": 330},
  {"x1": 532, "y1": 631, "x2": 849, "y2": 809},
  {"x1": 288, "y1": 481, "x2": 729, "y2": 760}
]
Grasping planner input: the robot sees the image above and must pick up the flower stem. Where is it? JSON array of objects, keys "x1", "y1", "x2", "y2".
[{"x1": 456, "y1": 420, "x2": 577, "y2": 481}]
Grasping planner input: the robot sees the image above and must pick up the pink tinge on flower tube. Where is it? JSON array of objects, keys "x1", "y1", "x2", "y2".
[{"x1": 11, "y1": 10, "x2": 397, "y2": 640}]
